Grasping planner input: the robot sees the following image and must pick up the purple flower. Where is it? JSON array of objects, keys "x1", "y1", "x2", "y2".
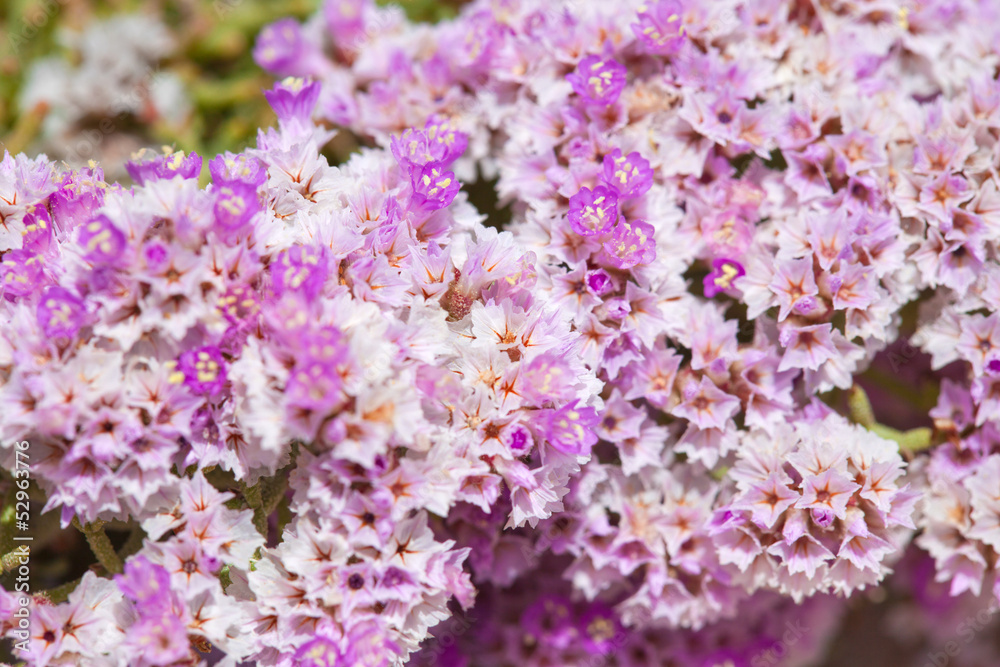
[
  {"x1": 295, "y1": 636, "x2": 342, "y2": 667},
  {"x1": 78, "y1": 214, "x2": 128, "y2": 266},
  {"x1": 703, "y1": 258, "x2": 746, "y2": 297},
  {"x1": 264, "y1": 77, "x2": 322, "y2": 125},
  {"x1": 391, "y1": 129, "x2": 438, "y2": 172},
  {"x1": 520, "y1": 594, "x2": 577, "y2": 649},
  {"x1": 1, "y1": 250, "x2": 46, "y2": 298},
  {"x1": 567, "y1": 185, "x2": 618, "y2": 236},
  {"x1": 577, "y1": 604, "x2": 622, "y2": 654},
  {"x1": 424, "y1": 115, "x2": 468, "y2": 165},
  {"x1": 601, "y1": 219, "x2": 656, "y2": 270},
  {"x1": 36, "y1": 286, "x2": 87, "y2": 340},
  {"x1": 175, "y1": 345, "x2": 228, "y2": 396},
  {"x1": 114, "y1": 555, "x2": 173, "y2": 616},
  {"x1": 544, "y1": 400, "x2": 599, "y2": 456},
  {"x1": 409, "y1": 164, "x2": 461, "y2": 211},
  {"x1": 21, "y1": 206, "x2": 53, "y2": 252},
  {"x1": 600, "y1": 149, "x2": 653, "y2": 199},
  {"x1": 271, "y1": 245, "x2": 330, "y2": 301},
  {"x1": 254, "y1": 18, "x2": 306, "y2": 73},
  {"x1": 125, "y1": 149, "x2": 202, "y2": 185},
  {"x1": 209, "y1": 152, "x2": 268, "y2": 188},
  {"x1": 325, "y1": 0, "x2": 368, "y2": 49},
  {"x1": 217, "y1": 283, "x2": 261, "y2": 327},
  {"x1": 213, "y1": 181, "x2": 261, "y2": 234},
  {"x1": 501, "y1": 422, "x2": 533, "y2": 454},
  {"x1": 585, "y1": 268, "x2": 614, "y2": 296},
  {"x1": 286, "y1": 326, "x2": 348, "y2": 419},
  {"x1": 632, "y1": 0, "x2": 688, "y2": 54},
  {"x1": 50, "y1": 167, "x2": 107, "y2": 233},
  {"x1": 567, "y1": 55, "x2": 628, "y2": 106}
]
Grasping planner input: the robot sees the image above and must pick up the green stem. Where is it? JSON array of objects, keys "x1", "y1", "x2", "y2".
[
  {"x1": 870, "y1": 424, "x2": 934, "y2": 453},
  {"x1": 72, "y1": 518, "x2": 123, "y2": 575},
  {"x1": 0, "y1": 484, "x2": 15, "y2": 558},
  {"x1": 847, "y1": 385, "x2": 876, "y2": 428},
  {"x1": 118, "y1": 524, "x2": 146, "y2": 560},
  {"x1": 1, "y1": 545, "x2": 29, "y2": 574},
  {"x1": 41, "y1": 575, "x2": 83, "y2": 604},
  {"x1": 1, "y1": 100, "x2": 47, "y2": 155}
]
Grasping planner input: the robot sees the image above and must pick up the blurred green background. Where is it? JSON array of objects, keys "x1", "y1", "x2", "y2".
[{"x1": 0, "y1": 0, "x2": 463, "y2": 172}]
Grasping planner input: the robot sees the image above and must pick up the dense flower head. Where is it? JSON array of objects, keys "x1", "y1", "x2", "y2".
[
  {"x1": 7, "y1": 0, "x2": 1000, "y2": 665},
  {"x1": 241, "y1": 0, "x2": 1000, "y2": 634},
  {"x1": 0, "y1": 62, "x2": 609, "y2": 664}
]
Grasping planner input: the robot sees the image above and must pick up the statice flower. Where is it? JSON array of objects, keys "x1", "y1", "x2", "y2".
[
  {"x1": 242, "y1": 0, "x2": 1000, "y2": 637},
  {"x1": 0, "y1": 70, "x2": 603, "y2": 665},
  {"x1": 717, "y1": 414, "x2": 919, "y2": 600},
  {"x1": 9, "y1": 0, "x2": 1000, "y2": 663}
]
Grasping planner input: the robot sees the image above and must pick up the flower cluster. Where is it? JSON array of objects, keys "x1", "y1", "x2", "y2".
[
  {"x1": 243, "y1": 0, "x2": 1000, "y2": 648},
  {"x1": 0, "y1": 70, "x2": 601, "y2": 664},
  {"x1": 4, "y1": 0, "x2": 1000, "y2": 664}
]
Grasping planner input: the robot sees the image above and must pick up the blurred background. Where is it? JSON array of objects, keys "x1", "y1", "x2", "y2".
[{"x1": 0, "y1": 0, "x2": 460, "y2": 179}]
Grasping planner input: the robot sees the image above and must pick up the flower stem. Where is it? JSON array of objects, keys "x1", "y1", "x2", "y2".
[
  {"x1": 41, "y1": 576, "x2": 83, "y2": 604},
  {"x1": 72, "y1": 518, "x2": 123, "y2": 575},
  {"x1": 847, "y1": 385, "x2": 876, "y2": 428},
  {"x1": 1, "y1": 546, "x2": 28, "y2": 574}
]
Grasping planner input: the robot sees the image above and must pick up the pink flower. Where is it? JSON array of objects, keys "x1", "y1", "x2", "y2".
[
  {"x1": 601, "y1": 219, "x2": 656, "y2": 270},
  {"x1": 544, "y1": 400, "x2": 600, "y2": 457},
  {"x1": 703, "y1": 258, "x2": 746, "y2": 297},
  {"x1": 175, "y1": 346, "x2": 228, "y2": 397},
  {"x1": 632, "y1": 0, "x2": 688, "y2": 54},
  {"x1": 796, "y1": 469, "x2": 862, "y2": 520},
  {"x1": 671, "y1": 377, "x2": 740, "y2": 430},
  {"x1": 768, "y1": 258, "x2": 819, "y2": 321},
  {"x1": 600, "y1": 149, "x2": 653, "y2": 199},
  {"x1": 567, "y1": 55, "x2": 628, "y2": 106},
  {"x1": 734, "y1": 472, "x2": 800, "y2": 529},
  {"x1": 567, "y1": 185, "x2": 618, "y2": 236},
  {"x1": 294, "y1": 636, "x2": 342, "y2": 667}
]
